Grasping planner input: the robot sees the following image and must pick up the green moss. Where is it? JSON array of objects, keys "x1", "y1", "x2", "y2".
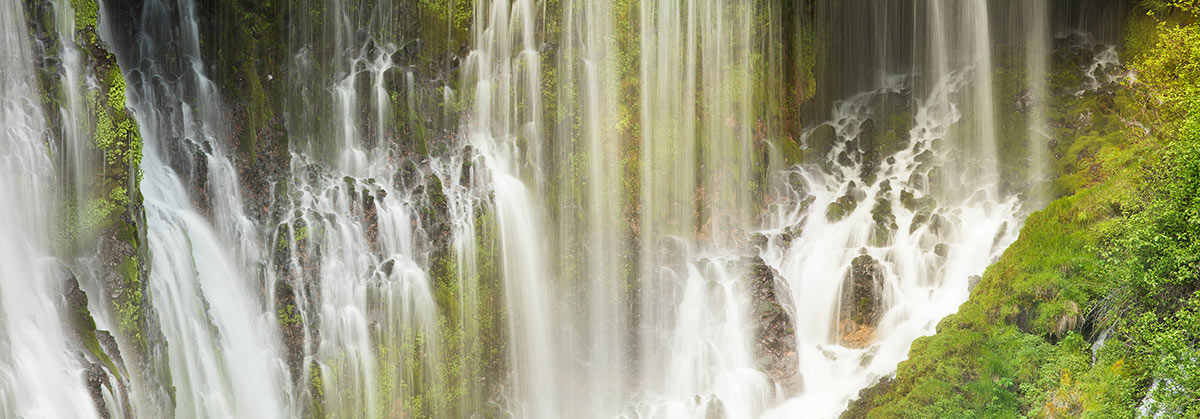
[
  {"x1": 91, "y1": 69, "x2": 142, "y2": 174},
  {"x1": 826, "y1": 193, "x2": 858, "y2": 222},
  {"x1": 426, "y1": 0, "x2": 473, "y2": 31},
  {"x1": 68, "y1": 286, "x2": 121, "y2": 380},
  {"x1": 113, "y1": 255, "x2": 145, "y2": 347},
  {"x1": 277, "y1": 304, "x2": 302, "y2": 327},
  {"x1": 849, "y1": 4, "x2": 1200, "y2": 416},
  {"x1": 71, "y1": 0, "x2": 98, "y2": 31},
  {"x1": 309, "y1": 363, "x2": 325, "y2": 419},
  {"x1": 106, "y1": 68, "x2": 126, "y2": 110}
]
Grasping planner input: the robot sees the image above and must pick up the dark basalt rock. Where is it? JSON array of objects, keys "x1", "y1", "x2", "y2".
[
  {"x1": 837, "y1": 149, "x2": 855, "y2": 167},
  {"x1": 362, "y1": 188, "x2": 380, "y2": 253},
  {"x1": 967, "y1": 275, "x2": 982, "y2": 293},
  {"x1": 236, "y1": 116, "x2": 291, "y2": 222},
  {"x1": 748, "y1": 257, "x2": 802, "y2": 395},
  {"x1": 839, "y1": 253, "x2": 887, "y2": 347},
  {"x1": 804, "y1": 124, "x2": 838, "y2": 156},
  {"x1": 934, "y1": 243, "x2": 951, "y2": 259},
  {"x1": 826, "y1": 193, "x2": 859, "y2": 223},
  {"x1": 274, "y1": 278, "x2": 304, "y2": 381},
  {"x1": 419, "y1": 172, "x2": 451, "y2": 251},
  {"x1": 61, "y1": 268, "x2": 133, "y2": 418},
  {"x1": 83, "y1": 358, "x2": 111, "y2": 419},
  {"x1": 779, "y1": 219, "x2": 806, "y2": 247},
  {"x1": 273, "y1": 214, "x2": 323, "y2": 366},
  {"x1": 869, "y1": 198, "x2": 897, "y2": 247}
]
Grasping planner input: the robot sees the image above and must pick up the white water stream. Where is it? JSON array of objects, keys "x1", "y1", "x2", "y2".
[
  {"x1": 761, "y1": 73, "x2": 1020, "y2": 419},
  {"x1": 0, "y1": 2, "x2": 100, "y2": 416},
  {"x1": 0, "y1": 0, "x2": 1133, "y2": 418}
]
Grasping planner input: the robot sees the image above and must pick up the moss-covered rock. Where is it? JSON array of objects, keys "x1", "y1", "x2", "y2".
[
  {"x1": 841, "y1": 6, "x2": 1199, "y2": 414},
  {"x1": 826, "y1": 193, "x2": 859, "y2": 223},
  {"x1": 61, "y1": 267, "x2": 132, "y2": 418},
  {"x1": 839, "y1": 253, "x2": 886, "y2": 348}
]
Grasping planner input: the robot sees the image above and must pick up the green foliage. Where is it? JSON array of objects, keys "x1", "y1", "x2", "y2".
[
  {"x1": 1108, "y1": 142, "x2": 1200, "y2": 309},
  {"x1": 851, "y1": 4, "x2": 1200, "y2": 417},
  {"x1": 114, "y1": 255, "x2": 145, "y2": 347},
  {"x1": 1103, "y1": 41, "x2": 1200, "y2": 410},
  {"x1": 71, "y1": 0, "x2": 97, "y2": 31},
  {"x1": 91, "y1": 67, "x2": 143, "y2": 173},
  {"x1": 277, "y1": 304, "x2": 302, "y2": 327},
  {"x1": 418, "y1": 0, "x2": 474, "y2": 33},
  {"x1": 1133, "y1": 18, "x2": 1200, "y2": 118},
  {"x1": 309, "y1": 363, "x2": 325, "y2": 418},
  {"x1": 1139, "y1": 0, "x2": 1200, "y2": 15}
]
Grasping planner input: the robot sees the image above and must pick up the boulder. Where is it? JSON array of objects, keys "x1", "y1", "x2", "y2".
[
  {"x1": 804, "y1": 124, "x2": 838, "y2": 156},
  {"x1": 705, "y1": 397, "x2": 726, "y2": 419},
  {"x1": 60, "y1": 268, "x2": 132, "y2": 418},
  {"x1": 869, "y1": 198, "x2": 897, "y2": 247},
  {"x1": 934, "y1": 243, "x2": 950, "y2": 259},
  {"x1": 826, "y1": 193, "x2": 859, "y2": 223},
  {"x1": 967, "y1": 275, "x2": 982, "y2": 293},
  {"x1": 362, "y1": 188, "x2": 380, "y2": 253},
  {"x1": 839, "y1": 253, "x2": 887, "y2": 347},
  {"x1": 747, "y1": 258, "x2": 802, "y2": 395}
]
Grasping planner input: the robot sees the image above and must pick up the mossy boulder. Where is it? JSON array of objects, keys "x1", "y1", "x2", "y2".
[
  {"x1": 826, "y1": 193, "x2": 859, "y2": 222},
  {"x1": 839, "y1": 253, "x2": 887, "y2": 347},
  {"x1": 805, "y1": 124, "x2": 838, "y2": 157},
  {"x1": 869, "y1": 198, "x2": 897, "y2": 247}
]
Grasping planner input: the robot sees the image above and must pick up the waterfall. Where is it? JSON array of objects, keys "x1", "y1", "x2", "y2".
[
  {"x1": 0, "y1": 0, "x2": 1135, "y2": 418},
  {"x1": 0, "y1": 0, "x2": 97, "y2": 415},
  {"x1": 465, "y1": 0, "x2": 561, "y2": 415},
  {"x1": 0, "y1": 1, "x2": 100, "y2": 417},
  {"x1": 1025, "y1": 0, "x2": 1052, "y2": 204},
  {"x1": 760, "y1": 72, "x2": 1021, "y2": 419},
  {"x1": 51, "y1": 0, "x2": 97, "y2": 222},
  {"x1": 115, "y1": 1, "x2": 294, "y2": 416},
  {"x1": 966, "y1": 0, "x2": 1001, "y2": 196}
]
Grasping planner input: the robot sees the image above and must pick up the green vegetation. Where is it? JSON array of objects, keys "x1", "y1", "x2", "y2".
[
  {"x1": 846, "y1": 2, "x2": 1200, "y2": 417},
  {"x1": 54, "y1": 60, "x2": 143, "y2": 254},
  {"x1": 114, "y1": 254, "x2": 145, "y2": 346},
  {"x1": 67, "y1": 278, "x2": 122, "y2": 380},
  {"x1": 94, "y1": 69, "x2": 141, "y2": 171},
  {"x1": 309, "y1": 363, "x2": 325, "y2": 418},
  {"x1": 27, "y1": 0, "x2": 152, "y2": 368},
  {"x1": 71, "y1": 0, "x2": 97, "y2": 31},
  {"x1": 277, "y1": 304, "x2": 302, "y2": 327}
]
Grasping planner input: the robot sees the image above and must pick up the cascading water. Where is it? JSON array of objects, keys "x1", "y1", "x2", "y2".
[
  {"x1": 1, "y1": 0, "x2": 1139, "y2": 418},
  {"x1": 51, "y1": 0, "x2": 97, "y2": 215},
  {"x1": 465, "y1": 1, "x2": 562, "y2": 415},
  {"x1": 1024, "y1": 0, "x2": 1052, "y2": 204},
  {"x1": 761, "y1": 73, "x2": 1021, "y2": 419},
  {"x1": 117, "y1": 1, "x2": 294, "y2": 416},
  {"x1": 0, "y1": 2, "x2": 100, "y2": 417}
]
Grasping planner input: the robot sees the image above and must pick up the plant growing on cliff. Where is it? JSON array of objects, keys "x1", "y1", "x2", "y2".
[{"x1": 844, "y1": 2, "x2": 1200, "y2": 417}]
